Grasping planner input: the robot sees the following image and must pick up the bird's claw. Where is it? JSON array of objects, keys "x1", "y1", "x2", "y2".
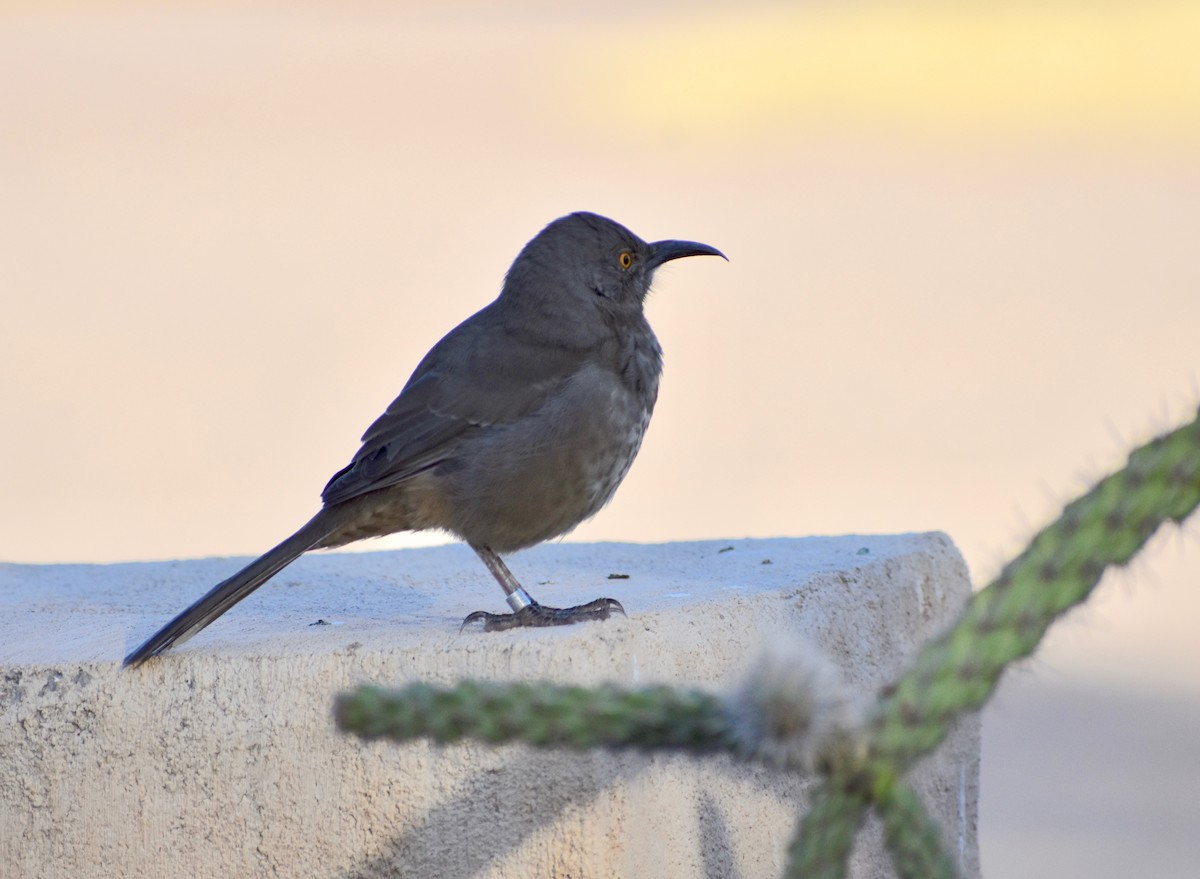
[{"x1": 460, "y1": 597, "x2": 625, "y2": 633}]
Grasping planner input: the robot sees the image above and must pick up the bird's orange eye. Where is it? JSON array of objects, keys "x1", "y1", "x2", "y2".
[{"x1": 618, "y1": 250, "x2": 633, "y2": 269}]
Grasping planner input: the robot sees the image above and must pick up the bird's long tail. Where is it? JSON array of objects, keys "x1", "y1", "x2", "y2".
[{"x1": 123, "y1": 509, "x2": 339, "y2": 667}]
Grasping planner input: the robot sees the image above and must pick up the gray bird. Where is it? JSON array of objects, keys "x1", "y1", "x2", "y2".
[{"x1": 123, "y1": 212, "x2": 724, "y2": 667}]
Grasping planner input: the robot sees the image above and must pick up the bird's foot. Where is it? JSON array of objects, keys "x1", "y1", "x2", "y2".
[{"x1": 460, "y1": 597, "x2": 625, "y2": 633}]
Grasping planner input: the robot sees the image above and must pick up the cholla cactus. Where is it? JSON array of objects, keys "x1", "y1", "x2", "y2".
[
  {"x1": 726, "y1": 637, "x2": 865, "y2": 774},
  {"x1": 337, "y1": 408, "x2": 1200, "y2": 879}
]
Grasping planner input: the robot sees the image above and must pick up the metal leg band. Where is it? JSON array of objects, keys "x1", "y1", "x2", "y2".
[{"x1": 505, "y1": 586, "x2": 533, "y2": 613}]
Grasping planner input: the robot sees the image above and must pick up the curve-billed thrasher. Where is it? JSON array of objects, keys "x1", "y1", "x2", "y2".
[{"x1": 123, "y1": 211, "x2": 724, "y2": 667}]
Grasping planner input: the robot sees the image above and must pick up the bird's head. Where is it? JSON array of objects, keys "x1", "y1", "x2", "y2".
[{"x1": 500, "y1": 212, "x2": 725, "y2": 319}]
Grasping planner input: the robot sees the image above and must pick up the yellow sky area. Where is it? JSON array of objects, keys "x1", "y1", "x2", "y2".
[{"x1": 583, "y1": 2, "x2": 1200, "y2": 143}]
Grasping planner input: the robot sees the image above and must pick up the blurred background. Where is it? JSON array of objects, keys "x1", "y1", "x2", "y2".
[{"x1": 3, "y1": 2, "x2": 1198, "y2": 875}]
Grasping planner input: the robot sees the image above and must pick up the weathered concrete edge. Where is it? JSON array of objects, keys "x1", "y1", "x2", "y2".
[{"x1": 0, "y1": 534, "x2": 980, "y2": 878}]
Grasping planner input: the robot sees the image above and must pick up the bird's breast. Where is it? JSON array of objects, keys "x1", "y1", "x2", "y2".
[{"x1": 438, "y1": 358, "x2": 659, "y2": 552}]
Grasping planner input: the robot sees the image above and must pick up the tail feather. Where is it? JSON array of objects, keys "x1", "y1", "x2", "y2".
[{"x1": 123, "y1": 511, "x2": 338, "y2": 667}]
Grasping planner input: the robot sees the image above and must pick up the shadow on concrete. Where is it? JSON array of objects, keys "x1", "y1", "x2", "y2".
[
  {"x1": 340, "y1": 749, "x2": 806, "y2": 878},
  {"x1": 698, "y1": 789, "x2": 743, "y2": 879}
]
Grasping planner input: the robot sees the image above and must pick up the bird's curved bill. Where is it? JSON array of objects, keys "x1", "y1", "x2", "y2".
[{"x1": 647, "y1": 239, "x2": 727, "y2": 269}]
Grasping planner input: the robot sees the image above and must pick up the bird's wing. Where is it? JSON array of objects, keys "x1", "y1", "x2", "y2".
[{"x1": 321, "y1": 312, "x2": 587, "y2": 506}]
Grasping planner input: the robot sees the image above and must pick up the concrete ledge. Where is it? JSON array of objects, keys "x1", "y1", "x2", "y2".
[{"x1": 1, "y1": 535, "x2": 979, "y2": 878}]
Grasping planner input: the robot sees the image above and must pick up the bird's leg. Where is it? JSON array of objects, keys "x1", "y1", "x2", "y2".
[{"x1": 461, "y1": 544, "x2": 625, "y2": 632}]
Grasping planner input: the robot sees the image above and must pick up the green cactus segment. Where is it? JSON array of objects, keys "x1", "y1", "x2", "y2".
[
  {"x1": 877, "y1": 781, "x2": 957, "y2": 879},
  {"x1": 332, "y1": 410, "x2": 1200, "y2": 879},
  {"x1": 871, "y1": 410, "x2": 1200, "y2": 767},
  {"x1": 335, "y1": 681, "x2": 739, "y2": 753},
  {"x1": 784, "y1": 785, "x2": 867, "y2": 879}
]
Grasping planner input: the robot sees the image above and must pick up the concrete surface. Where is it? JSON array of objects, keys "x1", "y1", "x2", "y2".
[{"x1": 0, "y1": 534, "x2": 979, "y2": 878}]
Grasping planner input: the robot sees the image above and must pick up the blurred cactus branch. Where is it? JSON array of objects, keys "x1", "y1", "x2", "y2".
[
  {"x1": 336, "y1": 407, "x2": 1200, "y2": 879},
  {"x1": 335, "y1": 682, "x2": 737, "y2": 754},
  {"x1": 870, "y1": 407, "x2": 1200, "y2": 768}
]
